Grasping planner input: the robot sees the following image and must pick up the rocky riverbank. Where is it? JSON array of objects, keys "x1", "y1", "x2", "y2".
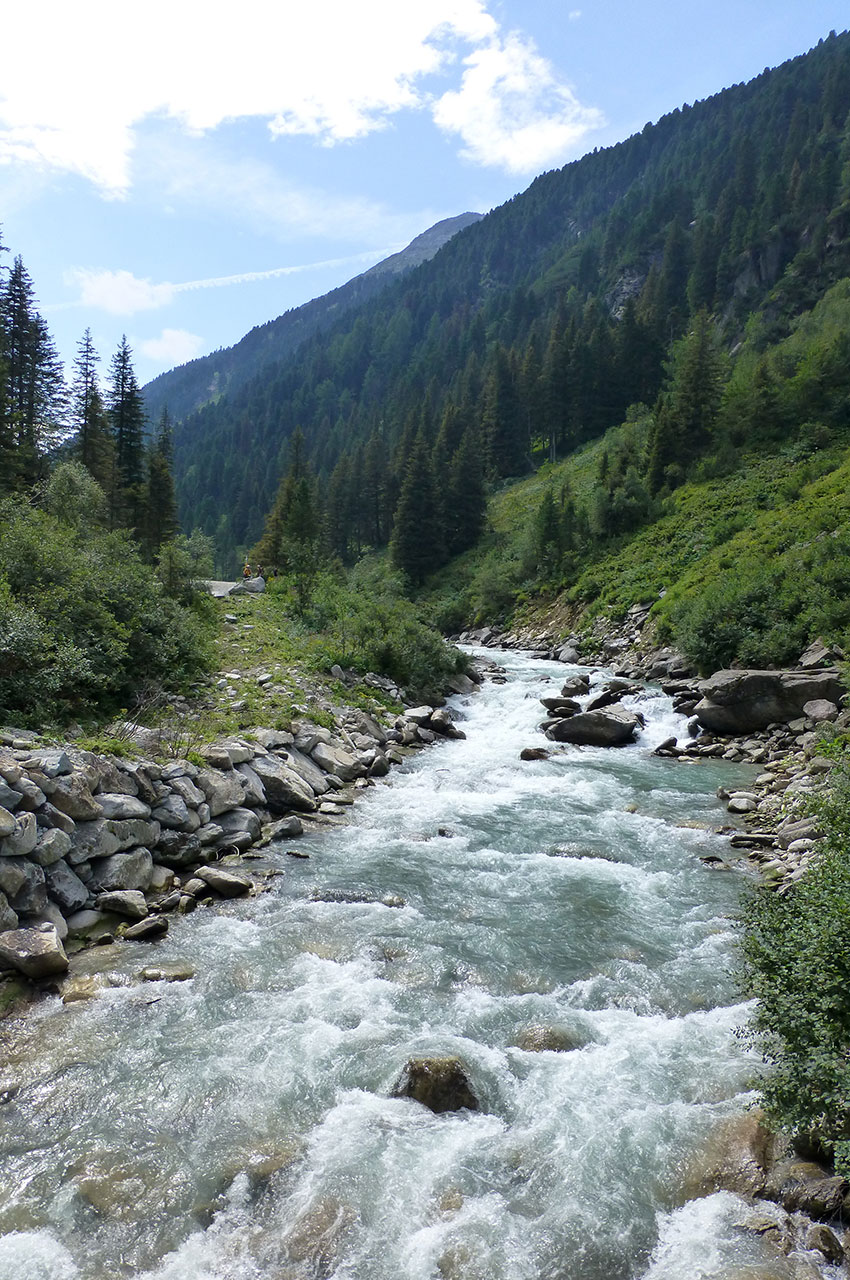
[{"x1": 0, "y1": 669, "x2": 479, "y2": 1000}]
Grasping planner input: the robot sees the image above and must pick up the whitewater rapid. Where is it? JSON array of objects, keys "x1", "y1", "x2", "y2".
[{"x1": 0, "y1": 650, "x2": 801, "y2": 1279}]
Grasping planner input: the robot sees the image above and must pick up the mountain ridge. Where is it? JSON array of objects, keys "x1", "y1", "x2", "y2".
[{"x1": 142, "y1": 212, "x2": 482, "y2": 424}]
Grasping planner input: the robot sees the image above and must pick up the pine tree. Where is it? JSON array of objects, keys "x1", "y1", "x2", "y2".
[
  {"x1": 252, "y1": 427, "x2": 321, "y2": 608},
  {"x1": 144, "y1": 407, "x2": 179, "y2": 556},
  {"x1": 390, "y1": 433, "x2": 445, "y2": 585},
  {"x1": 446, "y1": 427, "x2": 486, "y2": 555},
  {"x1": 70, "y1": 328, "x2": 114, "y2": 492},
  {"x1": 1, "y1": 257, "x2": 66, "y2": 488},
  {"x1": 106, "y1": 336, "x2": 147, "y2": 528}
]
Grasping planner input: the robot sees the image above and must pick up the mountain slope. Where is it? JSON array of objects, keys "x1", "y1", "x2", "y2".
[
  {"x1": 169, "y1": 29, "x2": 850, "y2": 572},
  {"x1": 142, "y1": 212, "x2": 482, "y2": 424}
]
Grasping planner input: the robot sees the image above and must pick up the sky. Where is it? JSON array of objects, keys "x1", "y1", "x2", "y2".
[{"x1": 1, "y1": 1, "x2": 848, "y2": 389}]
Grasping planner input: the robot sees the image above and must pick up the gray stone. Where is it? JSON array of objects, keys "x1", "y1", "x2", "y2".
[
  {"x1": 195, "y1": 768, "x2": 246, "y2": 817},
  {"x1": 10, "y1": 776, "x2": 46, "y2": 811},
  {"x1": 215, "y1": 807, "x2": 261, "y2": 841},
  {"x1": 0, "y1": 812, "x2": 38, "y2": 857},
  {"x1": 88, "y1": 848, "x2": 153, "y2": 893},
  {"x1": 30, "y1": 828, "x2": 73, "y2": 866},
  {"x1": 123, "y1": 915, "x2": 168, "y2": 941},
  {"x1": 404, "y1": 706, "x2": 435, "y2": 726},
  {"x1": 161, "y1": 759, "x2": 199, "y2": 782},
  {"x1": 250, "y1": 756, "x2": 317, "y2": 813},
  {"x1": 8, "y1": 862, "x2": 47, "y2": 915},
  {"x1": 120, "y1": 762, "x2": 158, "y2": 804},
  {"x1": 234, "y1": 762, "x2": 267, "y2": 805},
  {"x1": 153, "y1": 831, "x2": 203, "y2": 867},
  {"x1": 799, "y1": 637, "x2": 844, "y2": 669},
  {"x1": 0, "y1": 858, "x2": 25, "y2": 898},
  {"x1": 220, "y1": 740, "x2": 254, "y2": 765},
  {"x1": 546, "y1": 707, "x2": 641, "y2": 747},
  {"x1": 35, "y1": 803, "x2": 76, "y2": 835},
  {"x1": 90, "y1": 759, "x2": 139, "y2": 796},
  {"x1": 94, "y1": 793, "x2": 152, "y2": 821},
  {"x1": 44, "y1": 861, "x2": 89, "y2": 914},
  {"x1": 30, "y1": 902, "x2": 69, "y2": 941},
  {"x1": 152, "y1": 794, "x2": 195, "y2": 830},
  {"x1": 65, "y1": 908, "x2": 107, "y2": 936},
  {"x1": 293, "y1": 723, "x2": 333, "y2": 754},
  {"x1": 0, "y1": 783, "x2": 21, "y2": 812},
  {"x1": 0, "y1": 924, "x2": 68, "y2": 978},
  {"x1": 201, "y1": 746, "x2": 233, "y2": 770},
  {"x1": 194, "y1": 865, "x2": 252, "y2": 897},
  {"x1": 250, "y1": 727, "x2": 294, "y2": 750},
  {"x1": 49, "y1": 775, "x2": 103, "y2": 821},
  {"x1": 0, "y1": 806, "x2": 17, "y2": 839},
  {"x1": 228, "y1": 576, "x2": 265, "y2": 594},
  {"x1": 695, "y1": 669, "x2": 845, "y2": 734},
  {"x1": 195, "y1": 823, "x2": 224, "y2": 846},
  {"x1": 264, "y1": 815, "x2": 303, "y2": 841},
  {"x1": 279, "y1": 748, "x2": 330, "y2": 795},
  {"x1": 22, "y1": 749, "x2": 72, "y2": 778},
  {"x1": 168, "y1": 775, "x2": 207, "y2": 808},
  {"x1": 802, "y1": 699, "x2": 838, "y2": 723},
  {"x1": 96, "y1": 890, "x2": 148, "y2": 920},
  {"x1": 0, "y1": 891, "x2": 17, "y2": 932},
  {"x1": 430, "y1": 709, "x2": 466, "y2": 739},
  {"x1": 310, "y1": 741, "x2": 366, "y2": 782},
  {"x1": 68, "y1": 817, "x2": 159, "y2": 865}
]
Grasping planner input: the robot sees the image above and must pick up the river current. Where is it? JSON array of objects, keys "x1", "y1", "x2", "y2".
[{"x1": 0, "y1": 649, "x2": 798, "y2": 1279}]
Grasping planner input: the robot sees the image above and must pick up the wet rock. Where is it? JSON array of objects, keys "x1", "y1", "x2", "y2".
[
  {"x1": 285, "y1": 1197, "x2": 355, "y2": 1271},
  {"x1": 0, "y1": 807, "x2": 15, "y2": 839},
  {"x1": 805, "y1": 1223, "x2": 844, "y2": 1263},
  {"x1": 546, "y1": 707, "x2": 641, "y2": 747},
  {"x1": 0, "y1": 923, "x2": 68, "y2": 978},
  {"x1": 392, "y1": 1056, "x2": 479, "y2": 1113},
  {"x1": 96, "y1": 890, "x2": 149, "y2": 919},
  {"x1": 520, "y1": 748, "x2": 551, "y2": 761},
  {"x1": 62, "y1": 975, "x2": 105, "y2": 1003},
  {"x1": 194, "y1": 865, "x2": 252, "y2": 897},
  {"x1": 540, "y1": 696, "x2": 580, "y2": 715},
  {"x1": 513, "y1": 1025, "x2": 587, "y2": 1052},
  {"x1": 123, "y1": 915, "x2": 168, "y2": 941},
  {"x1": 262, "y1": 815, "x2": 304, "y2": 842},
  {"x1": 430, "y1": 709, "x2": 466, "y2": 740},
  {"x1": 138, "y1": 963, "x2": 194, "y2": 983},
  {"x1": 769, "y1": 1159, "x2": 848, "y2": 1218},
  {"x1": 65, "y1": 908, "x2": 107, "y2": 937}
]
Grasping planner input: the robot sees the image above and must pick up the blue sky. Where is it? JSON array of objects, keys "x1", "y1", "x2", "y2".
[{"x1": 1, "y1": 1, "x2": 847, "y2": 387}]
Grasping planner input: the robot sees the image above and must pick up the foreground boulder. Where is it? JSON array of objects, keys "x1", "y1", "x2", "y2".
[
  {"x1": 546, "y1": 707, "x2": 641, "y2": 746},
  {"x1": 0, "y1": 923, "x2": 69, "y2": 978},
  {"x1": 695, "y1": 669, "x2": 845, "y2": 733},
  {"x1": 391, "y1": 1056, "x2": 479, "y2": 1113}
]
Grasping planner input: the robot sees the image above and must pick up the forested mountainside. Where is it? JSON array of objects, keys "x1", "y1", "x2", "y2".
[
  {"x1": 170, "y1": 30, "x2": 850, "y2": 574},
  {"x1": 142, "y1": 213, "x2": 482, "y2": 426}
]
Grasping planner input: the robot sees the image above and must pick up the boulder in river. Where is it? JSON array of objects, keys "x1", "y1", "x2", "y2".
[
  {"x1": 0, "y1": 922, "x2": 69, "y2": 978},
  {"x1": 391, "y1": 1056, "x2": 479, "y2": 1113},
  {"x1": 546, "y1": 707, "x2": 641, "y2": 747}
]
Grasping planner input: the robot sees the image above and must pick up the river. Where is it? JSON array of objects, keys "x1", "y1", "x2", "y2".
[{"x1": 0, "y1": 649, "x2": 800, "y2": 1279}]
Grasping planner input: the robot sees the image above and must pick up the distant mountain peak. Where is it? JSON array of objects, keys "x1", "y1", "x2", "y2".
[{"x1": 362, "y1": 213, "x2": 482, "y2": 278}]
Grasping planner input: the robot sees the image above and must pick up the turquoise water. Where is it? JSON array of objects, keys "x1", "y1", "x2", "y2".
[{"x1": 0, "y1": 651, "x2": 793, "y2": 1279}]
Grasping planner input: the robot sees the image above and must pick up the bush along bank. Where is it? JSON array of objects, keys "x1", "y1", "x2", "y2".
[{"x1": 0, "y1": 665, "x2": 480, "y2": 1001}]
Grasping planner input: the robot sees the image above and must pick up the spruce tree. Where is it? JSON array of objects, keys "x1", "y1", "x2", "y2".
[
  {"x1": 144, "y1": 407, "x2": 179, "y2": 556},
  {"x1": 390, "y1": 433, "x2": 445, "y2": 585},
  {"x1": 106, "y1": 336, "x2": 147, "y2": 528},
  {"x1": 70, "y1": 329, "x2": 115, "y2": 492}
]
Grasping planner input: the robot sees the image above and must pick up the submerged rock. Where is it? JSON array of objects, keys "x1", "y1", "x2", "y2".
[{"x1": 391, "y1": 1056, "x2": 479, "y2": 1113}]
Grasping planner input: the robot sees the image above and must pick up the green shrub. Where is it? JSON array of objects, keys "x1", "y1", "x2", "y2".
[{"x1": 741, "y1": 762, "x2": 850, "y2": 1170}]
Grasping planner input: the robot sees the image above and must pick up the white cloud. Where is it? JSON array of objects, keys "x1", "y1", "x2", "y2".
[
  {"x1": 569, "y1": 9, "x2": 583, "y2": 19},
  {"x1": 139, "y1": 329, "x2": 204, "y2": 366},
  {"x1": 55, "y1": 250, "x2": 399, "y2": 318},
  {"x1": 432, "y1": 32, "x2": 604, "y2": 173},
  {"x1": 65, "y1": 268, "x2": 175, "y2": 315},
  {"x1": 0, "y1": 1, "x2": 601, "y2": 190}
]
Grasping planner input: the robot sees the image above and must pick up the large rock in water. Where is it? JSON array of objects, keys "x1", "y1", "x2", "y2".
[
  {"x1": 694, "y1": 669, "x2": 845, "y2": 733},
  {"x1": 391, "y1": 1056, "x2": 479, "y2": 1113},
  {"x1": 0, "y1": 923, "x2": 69, "y2": 978},
  {"x1": 546, "y1": 707, "x2": 640, "y2": 747}
]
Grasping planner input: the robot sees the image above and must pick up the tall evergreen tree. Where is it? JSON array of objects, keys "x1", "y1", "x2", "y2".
[
  {"x1": 144, "y1": 407, "x2": 179, "y2": 556},
  {"x1": 106, "y1": 336, "x2": 147, "y2": 528},
  {"x1": 70, "y1": 328, "x2": 114, "y2": 492},
  {"x1": 1, "y1": 257, "x2": 65, "y2": 488},
  {"x1": 390, "y1": 433, "x2": 445, "y2": 585}
]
